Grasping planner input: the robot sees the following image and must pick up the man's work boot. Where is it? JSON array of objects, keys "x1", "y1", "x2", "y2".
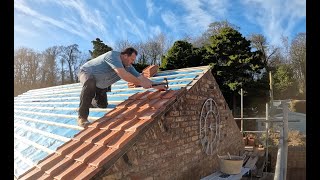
[{"x1": 77, "y1": 117, "x2": 90, "y2": 128}]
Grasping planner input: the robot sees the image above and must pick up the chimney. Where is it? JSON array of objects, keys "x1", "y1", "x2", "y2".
[{"x1": 128, "y1": 65, "x2": 159, "y2": 88}]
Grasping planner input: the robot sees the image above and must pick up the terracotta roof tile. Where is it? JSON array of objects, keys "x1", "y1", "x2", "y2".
[
  {"x1": 88, "y1": 148, "x2": 119, "y2": 168},
  {"x1": 110, "y1": 117, "x2": 139, "y2": 131},
  {"x1": 36, "y1": 153, "x2": 65, "y2": 170},
  {"x1": 56, "y1": 140, "x2": 82, "y2": 156},
  {"x1": 20, "y1": 89, "x2": 184, "y2": 179},
  {"x1": 84, "y1": 129, "x2": 111, "y2": 144},
  {"x1": 65, "y1": 142, "x2": 93, "y2": 159},
  {"x1": 44, "y1": 157, "x2": 73, "y2": 176},
  {"x1": 71, "y1": 165, "x2": 102, "y2": 180},
  {"x1": 128, "y1": 91, "x2": 150, "y2": 100},
  {"x1": 152, "y1": 98, "x2": 175, "y2": 109},
  {"x1": 53, "y1": 161, "x2": 85, "y2": 180},
  {"x1": 37, "y1": 173, "x2": 52, "y2": 180},
  {"x1": 73, "y1": 127, "x2": 100, "y2": 141},
  {"x1": 124, "y1": 118, "x2": 151, "y2": 132},
  {"x1": 74, "y1": 145, "x2": 108, "y2": 163},
  {"x1": 94, "y1": 130, "x2": 121, "y2": 146},
  {"x1": 107, "y1": 131, "x2": 137, "y2": 149}
]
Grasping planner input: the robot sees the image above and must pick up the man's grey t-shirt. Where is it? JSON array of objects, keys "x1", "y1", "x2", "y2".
[{"x1": 79, "y1": 51, "x2": 140, "y2": 89}]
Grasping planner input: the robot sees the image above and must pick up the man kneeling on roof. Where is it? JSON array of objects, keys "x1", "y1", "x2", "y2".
[{"x1": 77, "y1": 47, "x2": 166, "y2": 127}]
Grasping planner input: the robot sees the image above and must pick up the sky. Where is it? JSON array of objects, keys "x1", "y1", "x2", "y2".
[{"x1": 14, "y1": 0, "x2": 306, "y2": 53}]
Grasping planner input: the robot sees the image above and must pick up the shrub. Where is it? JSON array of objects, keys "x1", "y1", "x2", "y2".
[{"x1": 290, "y1": 100, "x2": 306, "y2": 113}]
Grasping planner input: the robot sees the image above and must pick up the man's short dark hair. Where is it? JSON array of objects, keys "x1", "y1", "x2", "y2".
[{"x1": 121, "y1": 47, "x2": 138, "y2": 56}]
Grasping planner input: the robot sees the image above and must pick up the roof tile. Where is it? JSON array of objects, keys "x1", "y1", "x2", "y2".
[
  {"x1": 107, "y1": 131, "x2": 137, "y2": 149},
  {"x1": 139, "y1": 108, "x2": 160, "y2": 120},
  {"x1": 84, "y1": 129, "x2": 111, "y2": 144},
  {"x1": 116, "y1": 99, "x2": 134, "y2": 108},
  {"x1": 36, "y1": 153, "x2": 65, "y2": 171},
  {"x1": 44, "y1": 157, "x2": 73, "y2": 176},
  {"x1": 110, "y1": 117, "x2": 139, "y2": 131},
  {"x1": 124, "y1": 118, "x2": 151, "y2": 132},
  {"x1": 88, "y1": 117, "x2": 112, "y2": 128},
  {"x1": 152, "y1": 97, "x2": 175, "y2": 109},
  {"x1": 56, "y1": 140, "x2": 82, "y2": 156},
  {"x1": 71, "y1": 165, "x2": 102, "y2": 180},
  {"x1": 94, "y1": 130, "x2": 121, "y2": 146},
  {"x1": 104, "y1": 107, "x2": 128, "y2": 119},
  {"x1": 88, "y1": 148, "x2": 119, "y2": 168},
  {"x1": 128, "y1": 91, "x2": 150, "y2": 100},
  {"x1": 73, "y1": 127, "x2": 100, "y2": 141},
  {"x1": 139, "y1": 90, "x2": 161, "y2": 100},
  {"x1": 74, "y1": 145, "x2": 108, "y2": 163},
  {"x1": 37, "y1": 173, "x2": 52, "y2": 180},
  {"x1": 161, "y1": 90, "x2": 181, "y2": 99},
  {"x1": 126, "y1": 99, "x2": 147, "y2": 109},
  {"x1": 53, "y1": 161, "x2": 86, "y2": 180},
  {"x1": 65, "y1": 141, "x2": 94, "y2": 159}
]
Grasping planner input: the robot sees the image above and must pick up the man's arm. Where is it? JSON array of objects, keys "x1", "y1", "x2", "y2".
[{"x1": 113, "y1": 68, "x2": 152, "y2": 88}]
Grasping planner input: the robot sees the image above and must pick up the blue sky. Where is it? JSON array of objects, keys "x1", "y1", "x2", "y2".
[{"x1": 14, "y1": 0, "x2": 306, "y2": 53}]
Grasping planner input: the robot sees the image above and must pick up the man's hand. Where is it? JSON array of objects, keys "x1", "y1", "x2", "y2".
[{"x1": 138, "y1": 76, "x2": 152, "y2": 89}]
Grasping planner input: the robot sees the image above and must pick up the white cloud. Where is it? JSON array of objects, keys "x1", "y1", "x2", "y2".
[
  {"x1": 14, "y1": 0, "x2": 108, "y2": 42},
  {"x1": 161, "y1": 11, "x2": 180, "y2": 31},
  {"x1": 150, "y1": 25, "x2": 162, "y2": 36},
  {"x1": 146, "y1": 0, "x2": 154, "y2": 17},
  {"x1": 174, "y1": 0, "x2": 212, "y2": 30},
  {"x1": 241, "y1": 0, "x2": 306, "y2": 46}
]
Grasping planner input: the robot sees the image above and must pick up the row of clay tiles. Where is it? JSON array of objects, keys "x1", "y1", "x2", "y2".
[
  {"x1": 19, "y1": 89, "x2": 183, "y2": 180},
  {"x1": 128, "y1": 65, "x2": 159, "y2": 88}
]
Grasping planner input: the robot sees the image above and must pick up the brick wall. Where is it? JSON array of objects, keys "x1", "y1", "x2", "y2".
[
  {"x1": 95, "y1": 70, "x2": 244, "y2": 180},
  {"x1": 268, "y1": 146, "x2": 306, "y2": 180}
]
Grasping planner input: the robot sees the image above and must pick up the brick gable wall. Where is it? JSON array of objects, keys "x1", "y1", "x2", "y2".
[{"x1": 94, "y1": 70, "x2": 244, "y2": 180}]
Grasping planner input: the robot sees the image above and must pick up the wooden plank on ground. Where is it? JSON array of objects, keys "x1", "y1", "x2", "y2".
[{"x1": 244, "y1": 156, "x2": 259, "y2": 169}]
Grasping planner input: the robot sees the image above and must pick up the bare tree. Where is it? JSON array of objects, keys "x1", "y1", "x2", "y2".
[
  {"x1": 290, "y1": 33, "x2": 306, "y2": 96},
  {"x1": 60, "y1": 44, "x2": 81, "y2": 84},
  {"x1": 14, "y1": 47, "x2": 41, "y2": 95},
  {"x1": 114, "y1": 39, "x2": 134, "y2": 51},
  {"x1": 40, "y1": 46, "x2": 62, "y2": 87},
  {"x1": 143, "y1": 33, "x2": 169, "y2": 65},
  {"x1": 135, "y1": 41, "x2": 148, "y2": 64},
  {"x1": 192, "y1": 20, "x2": 239, "y2": 47},
  {"x1": 248, "y1": 33, "x2": 279, "y2": 69}
]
